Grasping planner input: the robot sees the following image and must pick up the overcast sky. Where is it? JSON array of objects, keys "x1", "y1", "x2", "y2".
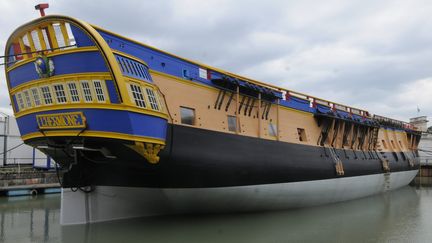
[{"x1": 1, "y1": 0, "x2": 431, "y2": 122}]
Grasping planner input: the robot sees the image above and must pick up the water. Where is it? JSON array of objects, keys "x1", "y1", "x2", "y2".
[{"x1": 1, "y1": 186, "x2": 432, "y2": 243}]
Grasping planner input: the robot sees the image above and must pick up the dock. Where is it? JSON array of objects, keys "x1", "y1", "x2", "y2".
[{"x1": 0, "y1": 165, "x2": 61, "y2": 196}]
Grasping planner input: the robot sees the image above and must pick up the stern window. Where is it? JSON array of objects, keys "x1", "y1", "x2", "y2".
[
  {"x1": 180, "y1": 107, "x2": 195, "y2": 125},
  {"x1": 53, "y1": 84, "x2": 67, "y2": 103},
  {"x1": 129, "y1": 84, "x2": 146, "y2": 108},
  {"x1": 145, "y1": 88, "x2": 159, "y2": 110},
  {"x1": 31, "y1": 88, "x2": 41, "y2": 106},
  {"x1": 40, "y1": 86, "x2": 53, "y2": 104},
  {"x1": 16, "y1": 93, "x2": 25, "y2": 110},
  {"x1": 93, "y1": 80, "x2": 106, "y2": 102},
  {"x1": 67, "y1": 82, "x2": 80, "y2": 102},
  {"x1": 23, "y1": 90, "x2": 32, "y2": 108},
  {"x1": 81, "y1": 81, "x2": 93, "y2": 102}
]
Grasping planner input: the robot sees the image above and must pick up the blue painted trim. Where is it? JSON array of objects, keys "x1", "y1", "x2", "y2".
[
  {"x1": 7, "y1": 46, "x2": 16, "y2": 67},
  {"x1": 12, "y1": 95, "x2": 19, "y2": 112},
  {"x1": 316, "y1": 104, "x2": 331, "y2": 114},
  {"x1": 8, "y1": 51, "x2": 109, "y2": 89},
  {"x1": 99, "y1": 30, "x2": 283, "y2": 101},
  {"x1": 115, "y1": 54, "x2": 152, "y2": 82},
  {"x1": 71, "y1": 24, "x2": 95, "y2": 47},
  {"x1": 16, "y1": 108, "x2": 167, "y2": 141},
  {"x1": 105, "y1": 80, "x2": 120, "y2": 104},
  {"x1": 98, "y1": 30, "x2": 220, "y2": 87},
  {"x1": 280, "y1": 97, "x2": 312, "y2": 113}
]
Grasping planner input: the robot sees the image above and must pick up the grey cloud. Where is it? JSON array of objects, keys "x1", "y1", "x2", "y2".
[{"x1": 0, "y1": 0, "x2": 431, "y2": 121}]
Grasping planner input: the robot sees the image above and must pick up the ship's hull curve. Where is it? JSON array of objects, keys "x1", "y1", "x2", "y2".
[
  {"x1": 54, "y1": 124, "x2": 419, "y2": 188},
  {"x1": 60, "y1": 169, "x2": 418, "y2": 225}
]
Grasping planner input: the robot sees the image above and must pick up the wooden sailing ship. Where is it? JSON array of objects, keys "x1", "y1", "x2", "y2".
[{"x1": 3, "y1": 15, "x2": 421, "y2": 224}]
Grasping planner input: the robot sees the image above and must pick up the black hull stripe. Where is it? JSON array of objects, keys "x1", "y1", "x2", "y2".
[{"x1": 30, "y1": 125, "x2": 419, "y2": 188}]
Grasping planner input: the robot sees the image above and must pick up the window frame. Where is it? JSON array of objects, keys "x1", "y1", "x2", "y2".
[
  {"x1": 180, "y1": 106, "x2": 196, "y2": 126},
  {"x1": 145, "y1": 87, "x2": 159, "y2": 111},
  {"x1": 16, "y1": 92, "x2": 25, "y2": 110},
  {"x1": 128, "y1": 83, "x2": 147, "y2": 108},
  {"x1": 66, "y1": 81, "x2": 81, "y2": 103},
  {"x1": 30, "y1": 88, "x2": 42, "y2": 107},
  {"x1": 40, "y1": 85, "x2": 54, "y2": 105},
  {"x1": 23, "y1": 90, "x2": 33, "y2": 108},
  {"x1": 227, "y1": 115, "x2": 237, "y2": 132},
  {"x1": 93, "y1": 80, "x2": 107, "y2": 103},
  {"x1": 52, "y1": 83, "x2": 68, "y2": 104},
  {"x1": 80, "y1": 80, "x2": 94, "y2": 103}
]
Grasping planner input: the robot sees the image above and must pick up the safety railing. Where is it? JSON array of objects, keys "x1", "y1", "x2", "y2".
[
  {"x1": 284, "y1": 89, "x2": 370, "y2": 116},
  {"x1": 373, "y1": 114, "x2": 416, "y2": 131}
]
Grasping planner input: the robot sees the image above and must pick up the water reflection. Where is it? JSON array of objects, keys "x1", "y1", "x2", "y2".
[
  {"x1": 2, "y1": 186, "x2": 432, "y2": 243},
  {"x1": 62, "y1": 186, "x2": 429, "y2": 243},
  {"x1": 0, "y1": 194, "x2": 60, "y2": 243}
]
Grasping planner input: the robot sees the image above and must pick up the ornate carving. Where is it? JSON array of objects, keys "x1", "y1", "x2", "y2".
[{"x1": 128, "y1": 142, "x2": 165, "y2": 164}]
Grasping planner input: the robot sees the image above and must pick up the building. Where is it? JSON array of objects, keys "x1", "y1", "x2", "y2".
[
  {"x1": 410, "y1": 116, "x2": 429, "y2": 132},
  {"x1": 0, "y1": 113, "x2": 54, "y2": 168},
  {"x1": 411, "y1": 116, "x2": 432, "y2": 167}
]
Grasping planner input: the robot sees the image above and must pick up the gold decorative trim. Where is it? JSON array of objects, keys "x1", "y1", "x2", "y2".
[
  {"x1": 36, "y1": 111, "x2": 86, "y2": 129},
  {"x1": 127, "y1": 142, "x2": 165, "y2": 164},
  {"x1": 14, "y1": 103, "x2": 168, "y2": 119},
  {"x1": 21, "y1": 130, "x2": 165, "y2": 145}
]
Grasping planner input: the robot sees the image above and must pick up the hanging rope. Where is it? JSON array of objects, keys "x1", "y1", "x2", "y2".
[
  {"x1": 0, "y1": 44, "x2": 77, "y2": 66},
  {"x1": 0, "y1": 142, "x2": 25, "y2": 155}
]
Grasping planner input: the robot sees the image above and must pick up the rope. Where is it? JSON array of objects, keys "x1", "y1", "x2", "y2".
[
  {"x1": 0, "y1": 44, "x2": 77, "y2": 59},
  {"x1": 0, "y1": 142, "x2": 25, "y2": 155},
  {"x1": 0, "y1": 44, "x2": 77, "y2": 66}
]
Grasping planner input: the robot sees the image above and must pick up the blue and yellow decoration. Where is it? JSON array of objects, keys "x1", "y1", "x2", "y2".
[{"x1": 4, "y1": 15, "x2": 169, "y2": 164}]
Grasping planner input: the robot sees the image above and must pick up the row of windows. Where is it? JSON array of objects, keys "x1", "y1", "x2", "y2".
[
  {"x1": 116, "y1": 55, "x2": 152, "y2": 82},
  {"x1": 15, "y1": 80, "x2": 108, "y2": 111},
  {"x1": 179, "y1": 106, "x2": 296, "y2": 139},
  {"x1": 9, "y1": 22, "x2": 76, "y2": 64},
  {"x1": 128, "y1": 83, "x2": 162, "y2": 112}
]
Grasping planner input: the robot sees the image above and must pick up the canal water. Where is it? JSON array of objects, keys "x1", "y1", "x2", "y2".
[{"x1": 1, "y1": 185, "x2": 432, "y2": 243}]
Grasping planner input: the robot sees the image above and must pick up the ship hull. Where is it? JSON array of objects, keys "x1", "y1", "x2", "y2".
[
  {"x1": 54, "y1": 124, "x2": 418, "y2": 188},
  {"x1": 61, "y1": 169, "x2": 418, "y2": 225},
  {"x1": 57, "y1": 124, "x2": 419, "y2": 224}
]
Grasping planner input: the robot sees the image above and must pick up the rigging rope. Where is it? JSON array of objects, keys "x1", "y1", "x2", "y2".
[
  {"x1": 0, "y1": 44, "x2": 77, "y2": 66},
  {"x1": 0, "y1": 142, "x2": 25, "y2": 155}
]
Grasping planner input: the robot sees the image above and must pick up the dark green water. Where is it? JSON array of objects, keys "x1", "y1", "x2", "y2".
[{"x1": 1, "y1": 186, "x2": 432, "y2": 243}]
